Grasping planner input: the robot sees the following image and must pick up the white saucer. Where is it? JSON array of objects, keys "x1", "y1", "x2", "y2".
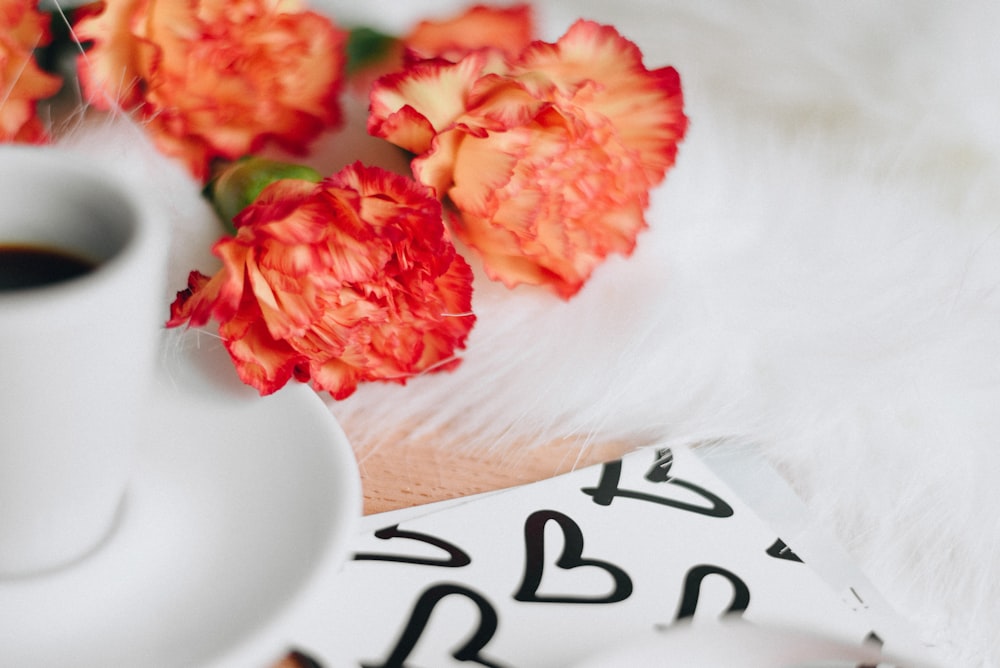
[{"x1": 0, "y1": 330, "x2": 361, "y2": 667}]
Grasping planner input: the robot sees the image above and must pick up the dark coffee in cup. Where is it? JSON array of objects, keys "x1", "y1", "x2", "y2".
[{"x1": 0, "y1": 244, "x2": 97, "y2": 291}]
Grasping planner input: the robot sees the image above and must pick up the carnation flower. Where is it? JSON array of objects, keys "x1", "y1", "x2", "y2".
[
  {"x1": 74, "y1": 0, "x2": 348, "y2": 180},
  {"x1": 404, "y1": 3, "x2": 534, "y2": 62},
  {"x1": 369, "y1": 20, "x2": 687, "y2": 298},
  {"x1": 168, "y1": 161, "x2": 475, "y2": 400},
  {"x1": 0, "y1": 0, "x2": 61, "y2": 142},
  {"x1": 346, "y1": 3, "x2": 534, "y2": 95}
]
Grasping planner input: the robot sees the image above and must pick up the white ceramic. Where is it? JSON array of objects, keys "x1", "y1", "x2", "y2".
[
  {"x1": 0, "y1": 145, "x2": 169, "y2": 575},
  {"x1": 0, "y1": 331, "x2": 361, "y2": 667}
]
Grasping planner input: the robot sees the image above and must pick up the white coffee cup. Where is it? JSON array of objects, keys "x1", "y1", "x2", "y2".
[{"x1": 0, "y1": 145, "x2": 168, "y2": 576}]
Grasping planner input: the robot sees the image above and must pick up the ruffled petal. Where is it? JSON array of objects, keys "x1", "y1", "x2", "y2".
[
  {"x1": 405, "y1": 3, "x2": 534, "y2": 61},
  {"x1": 74, "y1": 0, "x2": 347, "y2": 179},
  {"x1": 167, "y1": 163, "x2": 476, "y2": 398},
  {"x1": 369, "y1": 53, "x2": 491, "y2": 150}
]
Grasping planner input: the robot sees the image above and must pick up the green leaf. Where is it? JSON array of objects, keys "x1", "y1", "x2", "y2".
[
  {"x1": 346, "y1": 26, "x2": 400, "y2": 76},
  {"x1": 207, "y1": 156, "x2": 321, "y2": 233}
]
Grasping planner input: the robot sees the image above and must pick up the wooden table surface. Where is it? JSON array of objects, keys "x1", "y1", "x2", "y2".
[{"x1": 353, "y1": 435, "x2": 641, "y2": 516}]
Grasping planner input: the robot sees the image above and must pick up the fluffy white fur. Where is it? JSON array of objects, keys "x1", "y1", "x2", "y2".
[{"x1": 53, "y1": 1, "x2": 1000, "y2": 664}]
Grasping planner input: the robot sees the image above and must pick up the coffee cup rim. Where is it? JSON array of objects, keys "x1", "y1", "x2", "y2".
[{"x1": 0, "y1": 145, "x2": 168, "y2": 314}]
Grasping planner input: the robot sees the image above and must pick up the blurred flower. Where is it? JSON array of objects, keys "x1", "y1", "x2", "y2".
[
  {"x1": 74, "y1": 0, "x2": 347, "y2": 181},
  {"x1": 405, "y1": 3, "x2": 534, "y2": 62},
  {"x1": 346, "y1": 3, "x2": 534, "y2": 95},
  {"x1": 168, "y1": 161, "x2": 475, "y2": 399},
  {"x1": 369, "y1": 20, "x2": 687, "y2": 298},
  {"x1": 0, "y1": 0, "x2": 61, "y2": 142}
]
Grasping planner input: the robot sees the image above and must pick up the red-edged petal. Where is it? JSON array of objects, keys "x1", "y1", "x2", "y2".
[
  {"x1": 405, "y1": 4, "x2": 534, "y2": 61},
  {"x1": 516, "y1": 20, "x2": 687, "y2": 183},
  {"x1": 221, "y1": 313, "x2": 306, "y2": 395},
  {"x1": 369, "y1": 53, "x2": 491, "y2": 151}
]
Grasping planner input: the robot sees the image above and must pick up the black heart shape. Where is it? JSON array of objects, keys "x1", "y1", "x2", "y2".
[
  {"x1": 513, "y1": 509, "x2": 633, "y2": 604},
  {"x1": 581, "y1": 458, "x2": 734, "y2": 518},
  {"x1": 362, "y1": 583, "x2": 507, "y2": 668},
  {"x1": 354, "y1": 524, "x2": 472, "y2": 568},
  {"x1": 674, "y1": 564, "x2": 750, "y2": 621}
]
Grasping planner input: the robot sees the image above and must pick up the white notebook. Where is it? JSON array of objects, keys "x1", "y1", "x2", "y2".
[{"x1": 280, "y1": 441, "x2": 937, "y2": 667}]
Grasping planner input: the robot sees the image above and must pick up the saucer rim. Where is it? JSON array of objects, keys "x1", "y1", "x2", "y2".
[{"x1": 0, "y1": 331, "x2": 362, "y2": 668}]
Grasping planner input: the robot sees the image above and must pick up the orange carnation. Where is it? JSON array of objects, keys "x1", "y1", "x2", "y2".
[
  {"x1": 405, "y1": 3, "x2": 534, "y2": 62},
  {"x1": 346, "y1": 3, "x2": 534, "y2": 96},
  {"x1": 0, "y1": 0, "x2": 61, "y2": 142},
  {"x1": 167, "y1": 162, "x2": 475, "y2": 400},
  {"x1": 370, "y1": 20, "x2": 687, "y2": 298},
  {"x1": 74, "y1": 0, "x2": 347, "y2": 180}
]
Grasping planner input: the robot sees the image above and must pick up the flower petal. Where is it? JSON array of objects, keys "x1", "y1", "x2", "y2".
[
  {"x1": 516, "y1": 20, "x2": 687, "y2": 182},
  {"x1": 75, "y1": 0, "x2": 348, "y2": 179},
  {"x1": 369, "y1": 53, "x2": 491, "y2": 151},
  {"x1": 373, "y1": 19, "x2": 687, "y2": 298},
  {"x1": 167, "y1": 163, "x2": 476, "y2": 398},
  {"x1": 405, "y1": 3, "x2": 534, "y2": 61},
  {"x1": 0, "y1": 0, "x2": 62, "y2": 142}
]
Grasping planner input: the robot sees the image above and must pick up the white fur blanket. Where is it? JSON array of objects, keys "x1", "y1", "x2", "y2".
[{"x1": 57, "y1": 1, "x2": 1000, "y2": 664}]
